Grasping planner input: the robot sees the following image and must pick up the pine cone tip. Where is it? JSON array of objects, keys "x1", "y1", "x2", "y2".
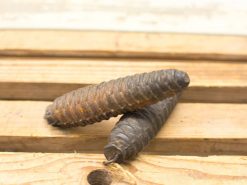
[{"x1": 175, "y1": 70, "x2": 190, "y2": 88}]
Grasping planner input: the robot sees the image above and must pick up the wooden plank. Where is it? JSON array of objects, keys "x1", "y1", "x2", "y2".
[
  {"x1": 0, "y1": 152, "x2": 246, "y2": 185},
  {"x1": 1, "y1": 30, "x2": 247, "y2": 60},
  {"x1": 1, "y1": 0, "x2": 247, "y2": 36},
  {"x1": 0, "y1": 58, "x2": 246, "y2": 103},
  {"x1": 0, "y1": 101, "x2": 246, "y2": 155}
]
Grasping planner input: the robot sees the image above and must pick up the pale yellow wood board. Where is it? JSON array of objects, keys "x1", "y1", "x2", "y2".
[
  {"x1": 0, "y1": 58, "x2": 246, "y2": 102},
  {"x1": 0, "y1": 30, "x2": 247, "y2": 60},
  {"x1": 1, "y1": 58, "x2": 246, "y2": 86},
  {"x1": 0, "y1": 101, "x2": 246, "y2": 154},
  {"x1": 0, "y1": 152, "x2": 246, "y2": 185}
]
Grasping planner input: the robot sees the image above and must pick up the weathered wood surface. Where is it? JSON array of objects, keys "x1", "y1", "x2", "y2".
[
  {"x1": 1, "y1": 30, "x2": 247, "y2": 60},
  {"x1": 1, "y1": 0, "x2": 247, "y2": 36},
  {"x1": 0, "y1": 58, "x2": 246, "y2": 102},
  {"x1": 0, "y1": 1, "x2": 246, "y2": 184},
  {"x1": 0, "y1": 100, "x2": 246, "y2": 154},
  {"x1": 0, "y1": 152, "x2": 246, "y2": 185}
]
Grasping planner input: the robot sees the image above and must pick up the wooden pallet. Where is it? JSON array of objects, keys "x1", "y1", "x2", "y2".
[{"x1": 0, "y1": 30, "x2": 247, "y2": 185}]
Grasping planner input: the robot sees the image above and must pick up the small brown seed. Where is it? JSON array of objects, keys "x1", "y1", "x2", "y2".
[
  {"x1": 44, "y1": 69, "x2": 189, "y2": 128},
  {"x1": 104, "y1": 94, "x2": 180, "y2": 164}
]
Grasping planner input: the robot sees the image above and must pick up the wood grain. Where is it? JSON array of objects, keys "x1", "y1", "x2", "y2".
[
  {"x1": 0, "y1": 152, "x2": 246, "y2": 185},
  {"x1": 0, "y1": 58, "x2": 246, "y2": 102},
  {"x1": 0, "y1": 100, "x2": 246, "y2": 154},
  {"x1": 1, "y1": 30, "x2": 247, "y2": 60},
  {"x1": 1, "y1": 0, "x2": 247, "y2": 36}
]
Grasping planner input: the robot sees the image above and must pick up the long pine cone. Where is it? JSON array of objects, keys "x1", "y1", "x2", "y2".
[
  {"x1": 104, "y1": 94, "x2": 180, "y2": 164},
  {"x1": 44, "y1": 69, "x2": 189, "y2": 128}
]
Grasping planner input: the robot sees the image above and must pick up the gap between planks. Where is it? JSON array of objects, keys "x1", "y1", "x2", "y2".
[
  {"x1": 0, "y1": 152, "x2": 246, "y2": 185},
  {"x1": 0, "y1": 100, "x2": 246, "y2": 155},
  {"x1": 1, "y1": 30, "x2": 247, "y2": 60},
  {"x1": 0, "y1": 58, "x2": 246, "y2": 103}
]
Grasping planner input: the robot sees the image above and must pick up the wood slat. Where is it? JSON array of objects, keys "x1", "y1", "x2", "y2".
[
  {"x1": 0, "y1": 152, "x2": 246, "y2": 185},
  {"x1": 1, "y1": 0, "x2": 247, "y2": 36},
  {"x1": 1, "y1": 30, "x2": 247, "y2": 60},
  {"x1": 0, "y1": 101, "x2": 246, "y2": 154},
  {"x1": 0, "y1": 58, "x2": 246, "y2": 102}
]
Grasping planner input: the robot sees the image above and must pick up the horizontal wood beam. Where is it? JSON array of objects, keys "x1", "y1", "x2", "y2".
[
  {"x1": 0, "y1": 58, "x2": 246, "y2": 102},
  {"x1": 1, "y1": 0, "x2": 247, "y2": 36},
  {"x1": 0, "y1": 152, "x2": 246, "y2": 185},
  {"x1": 0, "y1": 101, "x2": 246, "y2": 155},
  {"x1": 1, "y1": 30, "x2": 247, "y2": 60}
]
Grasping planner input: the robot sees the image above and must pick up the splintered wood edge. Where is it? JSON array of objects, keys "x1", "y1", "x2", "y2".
[
  {"x1": 0, "y1": 58, "x2": 247, "y2": 102},
  {"x1": 0, "y1": 101, "x2": 246, "y2": 155},
  {"x1": 0, "y1": 152, "x2": 246, "y2": 185},
  {"x1": 1, "y1": 30, "x2": 247, "y2": 60}
]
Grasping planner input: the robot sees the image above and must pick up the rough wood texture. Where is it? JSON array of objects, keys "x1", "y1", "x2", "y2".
[
  {"x1": 0, "y1": 101, "x2": 246, "y2": 154},
  {"x1": 1, "y1": 0, "x2": 247, "y2": 36},
  {"x1": 1, "y1": 30, "x2": 247, "y2": 60},
  {"x1": 0, "y1": 152, "x2": 246, "y2": 185},
  {"x1": 0, "y1": 1, "x2": 246, "y2": 183},
  {"x1": 0, "y1": 58, "x2": 246, "y2": 102}
]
